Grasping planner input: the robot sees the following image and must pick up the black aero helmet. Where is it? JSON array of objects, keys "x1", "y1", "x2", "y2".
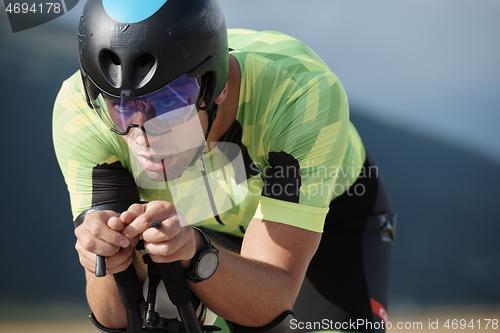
[{"x1": 79, "y1": 0, "x2": 229, "y2": 134}]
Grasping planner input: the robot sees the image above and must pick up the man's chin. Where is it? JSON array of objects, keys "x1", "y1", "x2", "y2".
[{"x1": 143, "y1": 169, "x2": 168, "y2": 182}]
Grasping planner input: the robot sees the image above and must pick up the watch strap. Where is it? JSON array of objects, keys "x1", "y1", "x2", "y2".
[{"x1": 186, "y1": 227, "x2": 219, "y2": 283}]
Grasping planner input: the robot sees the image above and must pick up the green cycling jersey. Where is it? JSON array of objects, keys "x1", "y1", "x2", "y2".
[{"x1": 53, "y1": 29, "x2": 366, "y2": 236}]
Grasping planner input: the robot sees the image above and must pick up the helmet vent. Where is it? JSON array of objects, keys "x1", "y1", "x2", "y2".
[
  {"x1": 133, "y1": 53, "x2": 156, "y2": 89},
  {"x1": 100, "y1": 50, "x2": 122, "y2": 88}
]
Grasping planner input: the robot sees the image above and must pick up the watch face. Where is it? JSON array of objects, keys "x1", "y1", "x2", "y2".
[{"x1": 197, "y1": 251, "x2": 219, "y2": 279}]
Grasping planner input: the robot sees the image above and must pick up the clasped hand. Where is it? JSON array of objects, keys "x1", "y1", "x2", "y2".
[{"x1": 74, "y1": 201, "x2": 197, "y2": 275}]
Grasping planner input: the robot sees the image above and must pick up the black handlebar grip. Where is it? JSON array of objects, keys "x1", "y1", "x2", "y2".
[
  {"x1": 113, "y1": 264, "x2": 143, "y2": 309},
  {"x1": 157, "y1": 261, "x2": 192, "y2": 306},
  {"x1": 158, "y1": 261, "x2": 203, "y2": 333},
  {"x1": 114, "y1": 265, "x2": 143, "y2": 333},
  {"x1": 95, "y1": 255, "x2": 106, "y2": 277}
]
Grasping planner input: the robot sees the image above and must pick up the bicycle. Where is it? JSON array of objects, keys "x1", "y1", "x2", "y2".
[
  {"x1": 93, "y1": 230, "x2": 295, "y2": 333},
  {"x1": 92, "y1": 217, "x2": 218, "y2": 333}
]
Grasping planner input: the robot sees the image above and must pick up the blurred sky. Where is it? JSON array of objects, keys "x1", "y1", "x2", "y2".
[{"x1": 54, "y1": 0, "x2": 500, "y2": 163}]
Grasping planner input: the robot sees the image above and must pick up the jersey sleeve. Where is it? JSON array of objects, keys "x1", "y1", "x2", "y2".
[
  {"x1": 52, "y1": 72, "x2": 140, "y2": 221},
  {"x1": 255, "y1": 70, "x2": 351, "y2": 232},
  {"x1": 229, "y1": 30, "x2": 365, "y2": 233}
]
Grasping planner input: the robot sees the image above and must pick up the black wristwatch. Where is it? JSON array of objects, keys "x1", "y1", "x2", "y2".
[{"x1": 186, "y1": 227, "x2": 219, "y2": 283}]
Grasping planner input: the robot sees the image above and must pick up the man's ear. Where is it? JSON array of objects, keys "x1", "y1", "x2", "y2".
[{"x1": 214, "y1": 83, "x2": 228, "y2": 104}]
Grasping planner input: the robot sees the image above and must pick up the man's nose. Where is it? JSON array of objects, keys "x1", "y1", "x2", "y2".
[
  {"x1": 131, "y1": 125, "x2": 162, "y2": 148},
  {"x1": 133, "y1": 129, "x2": 149, "y2": 147}
]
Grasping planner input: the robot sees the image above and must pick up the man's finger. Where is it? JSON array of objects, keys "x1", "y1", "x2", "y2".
[
  {"x1": 141, "y1": 216, "x2": 182, "y2": 243},
  {"x1": 83, "y1": 211, "x2": 130, "y2": 248},
  {"x1": 121, "y1": 201, "x2": 175, "y2": 239},
  {"x1": 108, "y1": 216, "x2": 126, "y2": 232},
  {"x1": 79, "y1": 235, "x2": 123, "y2": 256}
]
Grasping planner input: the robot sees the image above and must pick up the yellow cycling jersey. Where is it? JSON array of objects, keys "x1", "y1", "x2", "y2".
[{"x1": 53, "y1": 29, "x2": 365, "y2": 235}]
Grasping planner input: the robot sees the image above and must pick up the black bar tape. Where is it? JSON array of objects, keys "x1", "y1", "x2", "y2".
[
  {"x1": 125, "y1": 308, "x2": 143, "y2": 333},
  {"x1": 157, "y1": 261, "x2": 192, "y2": 306},
  {"x1": 114, "y1": 265, "x2": 143, "y2": 333},
  {"x1": 113, "y1": 265, "x2": 143, "y2": 309},
  {"x1": 157, "y1": 261, "x2": 204, "y2": 333}
]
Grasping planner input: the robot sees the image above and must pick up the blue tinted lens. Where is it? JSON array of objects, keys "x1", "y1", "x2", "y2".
[{"x1": 88, "y1": 74, "x2": 200, "y2": 135}]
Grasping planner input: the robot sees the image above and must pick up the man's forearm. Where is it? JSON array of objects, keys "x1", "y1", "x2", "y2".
[
  {"x1": 190, "y1": 247, "x2": 300, "y2": 327},
  {"x1": 85, "y1": 269, "x2": 128, "y2": 329},
  {"x1": 189, "y1": 219, "x2": 320, "y2": 328}
]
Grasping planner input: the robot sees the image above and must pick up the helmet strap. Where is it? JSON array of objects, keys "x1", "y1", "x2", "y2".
[{"x1": 204, "y1": 103, "x2": 219, "y2": 140}]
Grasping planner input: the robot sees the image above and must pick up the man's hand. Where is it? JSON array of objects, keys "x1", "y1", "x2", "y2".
[
  {"x1": 121, "y1": 201, "x2": 200, "y2": 265},
  {"x1": 75, "y1": 210, "x2": 135, "y2": 275}
]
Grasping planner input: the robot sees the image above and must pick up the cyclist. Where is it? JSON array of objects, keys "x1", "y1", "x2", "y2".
[{"x1": 53, "y1": 0, "x2": 396, "y2": 332}]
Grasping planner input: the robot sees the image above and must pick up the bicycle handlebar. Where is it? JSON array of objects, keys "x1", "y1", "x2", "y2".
[
  {"x1": 93, "y1": 220, "x2": 205, "y2": 333},
  {"x1": 96, "y1": 255, "x2": 107, "y2": 277},
  {"x1": 158, "y1": 262, "x2": 203, "y2": 333},
  {"x1": 111, "y1": 258, "x2": 203, "y2": 333},
  {"x1": 114, "y1": 265, "x2": 144, "y2": 333}
]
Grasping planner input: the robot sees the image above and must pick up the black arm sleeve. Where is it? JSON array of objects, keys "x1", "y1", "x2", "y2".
[{"x1": 74, "y1": 161, "x2": 141, "y2": 228}]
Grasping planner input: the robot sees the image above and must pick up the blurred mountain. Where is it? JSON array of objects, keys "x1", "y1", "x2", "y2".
[
  {"x1": 0, "y1": 16, "x2": 499, "y2": 309},
  {"x1": 0, "y1": 19, "x2": 84, "y2": 304},
  {"x1": 350, "y1": 110, "x2": 500, "y2": 305}
]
